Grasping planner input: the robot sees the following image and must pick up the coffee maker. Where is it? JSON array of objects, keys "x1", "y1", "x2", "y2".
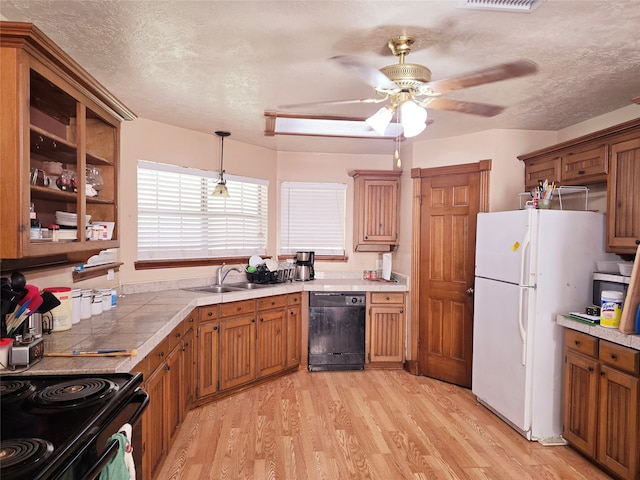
[{"x1": 295, "y1": 251, "x2": 315, "y2": 281}]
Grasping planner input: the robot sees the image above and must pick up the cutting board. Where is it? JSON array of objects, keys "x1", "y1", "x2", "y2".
[{"x1": 619, "y1": 244, "x2": 640, "y2": 334}]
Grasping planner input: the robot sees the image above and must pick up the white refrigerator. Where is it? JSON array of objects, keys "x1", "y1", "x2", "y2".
[{"x1": 472, "y1": 208, "x2": 612, "y2": 444}]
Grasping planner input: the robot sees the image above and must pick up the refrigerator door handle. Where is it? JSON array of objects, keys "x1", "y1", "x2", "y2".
[
  {"x1": 519, "y1": 224, "x2": 531, "y2": 287},
  {"x1": 518, "y1": 286, "x2": 527, "y2": 366}
]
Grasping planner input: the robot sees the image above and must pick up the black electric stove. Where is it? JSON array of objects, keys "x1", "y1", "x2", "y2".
[{"x1": 0, "y1": 373, "x2": 148, "y2": 480}]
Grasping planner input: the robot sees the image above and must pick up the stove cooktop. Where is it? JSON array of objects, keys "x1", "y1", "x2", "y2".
[{"x1": 0, "y1": 372, "x2": 143, "y2": 480}]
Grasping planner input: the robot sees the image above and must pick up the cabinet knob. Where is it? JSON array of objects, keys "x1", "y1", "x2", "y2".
[
  {"x1": 207, "y1": 311, "x2": 213, "y2": 317},
  {"x1": 165, "y1": 365, "x2": 170, "y2": 371},
  {"x1": 399, "y1": 309, "x2": 404, "y2": 314},
  {"x1": 577, "y1": 170, "x2": 585, "y2": 175},
  {"x1": 588, "y1": 366, "x2": 594, "y2": 372},
  {"x1": 260, "y1": 317, "x2": 264, "y2": 322},
  {"x1": 159, "y1": 351, "x2": 165, "y2": 357},
  {"x1": 175, "y1": 332, "x2": 181, "y2": 338},
  {"x1": 636, "y1": 239, "x2": 640, "y2": 245},
  {"x1": 237, "y1": 306, "x2": 242, "y2": 311},
  {"x1": 189, "y1": 317, "x2": 194, "y2": 322},
  {"x1": 385, "y1": 296, "x2": 390, "y2": 301},
  {"x1": 213, "y1": 326, "x2": 218, "y2": 331},
  {"x1": 252, "y1": 318, "x2": 256, "y2": 323},
  {"x1": 599, "y1": 371, "x2": 605, "y2": 376},
  {"x1": 574, "y1": 340, "x2": 581, "y2": 346},
  {"x1": 610, "y1": 354, "x2": 618, "y2": 360}
]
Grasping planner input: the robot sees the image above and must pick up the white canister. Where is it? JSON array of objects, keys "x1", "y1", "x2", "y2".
[
  {"x1": 601, "y1": 290, "x2": 624, "y2": 328},
  {"x1": 101, "y1": 289, "x2": 111, "y2": 311},
  {"x1": 44, "y1": 287, "x2": 72, "y2": 331},
  {"x1": 91, "y1": 291, "x2": 103, "y2": 315},
  {"x1": 81, "y1": 289, "x2": 92, "y2": 319},
  {"x1": 71, "y1": 288, "x2": 81, "y2": 324}
]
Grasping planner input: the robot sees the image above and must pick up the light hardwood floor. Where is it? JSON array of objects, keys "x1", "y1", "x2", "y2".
[{"x1": 158, "y1": 370, "x2": 612, "y2": 479}]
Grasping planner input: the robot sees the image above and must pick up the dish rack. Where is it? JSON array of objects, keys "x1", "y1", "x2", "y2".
[
  {"x1": 246, "y1": 265, "x2": 295, "y2": 284},
  {"x1": 518, "y1": 186, "x2": 589, "y2": 211}
]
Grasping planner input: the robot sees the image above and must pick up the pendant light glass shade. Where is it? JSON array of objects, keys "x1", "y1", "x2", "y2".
[
  {"x1": 365, "y1": 106, "x2": 394, "y2": 135},
  {"x1": 213, "y1": 130, "x2": 230, "y2": 197},
  {"x1": 400, "y1": 100, "x2": 427, "y2": 138}
]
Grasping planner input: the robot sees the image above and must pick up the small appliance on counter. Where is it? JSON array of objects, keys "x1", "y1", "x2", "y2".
[{"x1": 294, "y1": 251, "x2": 315, "y2": 281}]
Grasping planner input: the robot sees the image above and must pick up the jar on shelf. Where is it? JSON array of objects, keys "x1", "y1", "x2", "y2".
[
  {"x1": 86, "y1": 166, "x2": 104, "y2": 196},
  {"x1": 56, "y1": 169, "x2": 77, "y2": 192}
]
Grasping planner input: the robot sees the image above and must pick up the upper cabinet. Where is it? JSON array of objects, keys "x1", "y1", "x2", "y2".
[
  {"x1": 0, "y1": 22, "x2": 135, "y2": 262},
  {"x1": 349, "y1": 170, "x2": 401, "y2": 252},
  {"x1": 519, "y1": 117, "x2": 640, "y2": 254}
]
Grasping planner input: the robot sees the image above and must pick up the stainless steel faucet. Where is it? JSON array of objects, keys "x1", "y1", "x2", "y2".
[{"x1": 216, "y1": 263, "x2": 244, "y2": 285}]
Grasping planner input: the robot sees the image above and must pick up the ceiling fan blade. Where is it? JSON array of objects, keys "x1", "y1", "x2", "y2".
[
  {"x1": 427, "y1": 59, "x2": 538, "y2": 94},
  {"x1": 278, "y1": 97, "x2": 384, "y2": 109},
  {"x1": 330, "y1": 55, "x2": 398, "y2": 90},
  {"x1": 425, "y1": 97, "x2": 505, "y2": 117}
]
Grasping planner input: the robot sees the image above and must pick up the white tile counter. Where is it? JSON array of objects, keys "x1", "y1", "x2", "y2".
[
  {"x1": 557, "y1": 315, "x2": 640, "y2": 351},
  {"x1": 1, "y1": 275, "x2": 408, "y2": 376}
]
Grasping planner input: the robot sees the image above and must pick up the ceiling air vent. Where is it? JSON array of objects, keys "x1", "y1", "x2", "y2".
[{"x1": 458, "y1": 0, "x2": 543, "y2": 13}]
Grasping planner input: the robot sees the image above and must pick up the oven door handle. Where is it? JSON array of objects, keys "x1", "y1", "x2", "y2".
[{"x1": 78, "y1": 388, "x2": 150, "y2": 480}]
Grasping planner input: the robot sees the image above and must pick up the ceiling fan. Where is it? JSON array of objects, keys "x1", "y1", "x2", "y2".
[{"x1": 282, "y1": 35, "x2": 538, "y2": 138}]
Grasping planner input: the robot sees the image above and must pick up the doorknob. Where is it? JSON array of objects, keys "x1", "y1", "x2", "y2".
[{"x1": 466, "y1": 287, "x2": 474, "y2": 296}]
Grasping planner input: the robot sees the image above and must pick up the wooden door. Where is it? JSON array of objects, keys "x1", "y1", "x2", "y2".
[
  {"x1": 165, "y1": 345, "x2": 182, "y2": 446},
  {"x1": 286, "y1": 305, "x2": 301, "y2": 368},
  {"x1": 370, "y1": 305, "x2": 405, "y2": 363},
  {"x1": 181, "y1": 328, "x2": 195, "y2": 412},
  {"x1": 597, "y1": 364, "x2": 640, "y2": 479},
  {"x1": 413, "y1": 162, "x2": 488, "y2": 388},
  {"x1": 562, "y1": 350, "x2": 599, "y2": 457},
  {"x1": 143, "y1": 365, "x2": 168, "y2": 479},
  {"x1": 257, "y1": 308, "x2": 287, "y2": 377},
  {"x1": 219, "y1": 314, "x2": 256, "y2": 390}
]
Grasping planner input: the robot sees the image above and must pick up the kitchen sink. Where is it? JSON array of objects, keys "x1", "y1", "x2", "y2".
[
  {"x1": 226, "y1": 282, "x2": 270, "y2": 290},
  {"x1": 185, "y1": 285, "x2": 241, "y2": 293}
]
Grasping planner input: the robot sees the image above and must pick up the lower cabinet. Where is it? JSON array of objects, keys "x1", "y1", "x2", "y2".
[
  {"x1": 562, "y1": 329, "x2": 640, "y2": 480},
  {"x1": 286, "y1": 293, "x2": 302, "y2": 368},
  {"x1": 367, "y1": 292, "x2": 405, "y2": 365},
  {"x1": 219, "y1": 313, "x2": 257, "y2": 390},
  {"x1": 256, "y1": 295, "x2": 287, "y2": 378},
  {"x1": 136, "y1": 310, "x2": 195, "y2": 480}
]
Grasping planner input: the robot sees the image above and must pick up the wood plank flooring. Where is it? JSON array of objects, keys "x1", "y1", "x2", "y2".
[{"x1": 157, "y1": 370, "x2": 612, "y2": 479}]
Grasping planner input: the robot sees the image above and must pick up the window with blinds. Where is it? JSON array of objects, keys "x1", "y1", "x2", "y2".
[
  {"x1": 280, "y1": 182, "x2": 346, "y2": 256},
  {"x1": 137, "y1": 160, "x2": 268, "y2": 260}
]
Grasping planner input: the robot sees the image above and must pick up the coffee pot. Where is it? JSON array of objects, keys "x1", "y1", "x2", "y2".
[{"x1": 294, "y1": 251, "x2": 315, "y2": 281}]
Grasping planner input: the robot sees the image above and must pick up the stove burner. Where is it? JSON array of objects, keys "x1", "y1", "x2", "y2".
[
  {"x1": 31, "y1": 378, "x2": 119, "y2": 408},
  {"x1": 0, "y1": 380, "x2": 35, "y2": 403},
  {"x1": 0, "y1": 438, "x2": 54, "y2": 478}
]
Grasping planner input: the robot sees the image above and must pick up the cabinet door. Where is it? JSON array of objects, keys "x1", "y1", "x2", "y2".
[
  {"x1": 257, "y1": 308, "x2": 287, "y2": 378},
  {"x1": 607, "y1": 138, "x2": 640, "y2": 253},
  {"x1": 181, "y1": 328, "x2": 195, "y2": 413},
  {"x1": 361, "y1": 178, "x2": 399, "y2": 244},
  {"x1": 142, "y1": 366, "x2": 168, "y2": 480},
  {"x1": 197, "y1": 321, "x2": 219, "y2": 398},
  {"x1": 524, "y1": 155, "x2": 561, "y2": 191},
  {"x1": 369, "y1": 305, "x2": 405, "y2": 363},
  {"x1": 597, "y1": 365, "x2": 640, "y2": 480},
  {"x1": 562, "y1": 350, "x2": 599, "y2": 457},
  {"x1": 219, "y1": 314, "x2": 256, "y2": 390},
  {"x1": 561, "y1": 144, "x2": 608, "y2": 184},
  {"x1": 165, "y1": 345, "x2": 182, "y2": 447},
  {"x1": 286, "y1": 305, "x2": 301, "y2": 368}
]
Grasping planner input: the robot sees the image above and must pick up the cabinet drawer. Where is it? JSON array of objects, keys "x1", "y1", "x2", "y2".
[
  {"x1": 524, "y1": 156, "x2": 561, "y2": 191},
  {"x1": 565, "y1": 330, "x2": 598, "y2": 357},
  {"x1": 287, "y1": 293, "x2": 302, "y2": 306},
  {"x1": 183, "y1": 310, "x2": 196, "y2": 332},
  {"x1": 370, "y1": 292, "x2": 404, "y2": 304},
  {"x1": 167, "y1": 323, "x2": 184, "y2": 351},
  {"x1": 257, "y1": 295, "x2": 287, "y2": 311},
  {"x1": 220, "y1": 299, "x2": 255, "y2": 318},
  {"x1": 199, "y1": 305, "x2": 219, "y2": 323},
  {"x1": 147, "y1": 337, "x2": 170, "y2": 373},
  {"x1": 599, "y1": 340, "x2": 640, "y2": 375}
]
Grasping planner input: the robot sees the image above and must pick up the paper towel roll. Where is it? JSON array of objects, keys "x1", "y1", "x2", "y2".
[{"x1": 382, "y1": 253, "x2": 392, "y2": 280}]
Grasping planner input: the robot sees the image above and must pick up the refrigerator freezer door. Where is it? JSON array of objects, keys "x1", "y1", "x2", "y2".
[
  {"x1": 472, "y1": 277, "x2": 534, "y2": 437},
  {"x1": 475, "y1": 210, "x2": 534, "y2": 286}
]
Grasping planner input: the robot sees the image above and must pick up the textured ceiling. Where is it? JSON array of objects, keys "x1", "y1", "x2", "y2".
[{"x1": 1, "y1": 0, "x2": 639, "y2": 155}]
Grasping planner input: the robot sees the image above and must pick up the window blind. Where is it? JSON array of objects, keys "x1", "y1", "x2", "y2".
[
  {"x1": 137, "y1": 160, "x2": 268, "y2": 260},
  {"x1": 280, "y1": 182, "x2": 346, "y2": 256}
]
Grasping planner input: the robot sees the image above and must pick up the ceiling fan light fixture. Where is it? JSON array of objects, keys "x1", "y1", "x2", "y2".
[
  {"x1": 400, "y1": 100, "x2": 427, "y2": 138},
  {"x1": 365, "y1": 106, "x2": 394, "y2": 135}
]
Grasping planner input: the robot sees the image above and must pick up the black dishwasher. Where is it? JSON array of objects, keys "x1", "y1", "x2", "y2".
[{"x1": 308, "y1": 292, "x2": 366, "y2": 371}]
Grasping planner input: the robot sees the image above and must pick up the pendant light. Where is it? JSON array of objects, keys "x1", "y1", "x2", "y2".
[{"x1": 212, "y1": 130, "x2": 230, "y2": 197}]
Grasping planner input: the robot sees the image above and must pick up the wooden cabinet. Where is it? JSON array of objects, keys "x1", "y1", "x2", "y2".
[
  {"x1": 520, "y1": 144, "x2": 608, "y2": 191},
  {"x1": 349, "y1": 170, "x2": 401, "y2": 252},
  {"x1": 256, "y1": 294, "x2": 287, "y2": 378},
  {"x1": 286, "y1": 293, "x2": 302, "y2": 368},
  {"x1": 607, "y1": 138, "x2": 640, "y2": 254},
  {"x1": 367, "y1": 292, "x2": 405, "y2": 365},
  {"x1": 562, "y1": 329, "x2": 640, "y2": 480},
  {"x1": 219, "y1": 299, "x2": 257, "y2": 390},
  {"x1": 0, "y1": 22, "x2": 134, "y2": 264},
  {"x1": 519, "y1": 117, "x2": 640, "y2": 254},
  {"x1": 134, "y1": 312, "x2": 194, "y2": 480},
  {"x1": 196, "y1": 305, "x2": 220, "y2": 399}
]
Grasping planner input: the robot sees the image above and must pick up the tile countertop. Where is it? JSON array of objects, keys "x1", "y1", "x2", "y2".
[
  {"x1": 1, "y1": 276, "x2": 408, "y2": 376},
  {"x1": 557, "y1": 315, "x2": 640, "y2": 351}
]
